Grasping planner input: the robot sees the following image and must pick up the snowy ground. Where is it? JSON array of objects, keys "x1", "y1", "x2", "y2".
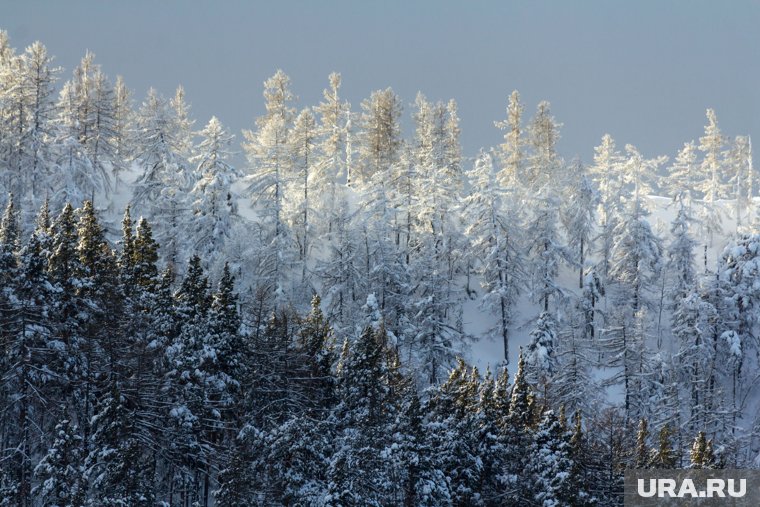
[{"x1": 467, "y1": 196, "x2": 747, "y2": 396}]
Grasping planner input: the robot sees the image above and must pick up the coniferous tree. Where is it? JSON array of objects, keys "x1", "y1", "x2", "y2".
[
  {"x1": 465, "y1": 150, "x2": 525, "y2": 364},
  {"x1": 313, "y1": 72, "x2": 350, "y2": 231},
  {"x1": 689, "y1": 431, "x2": 716, "y2": 469},
  {"x1": 590, "y1": 134, "x2": 625, "y2": 284},
  {"x1": 494, "y1": 90, "x2": 524, "y2": 188},
  {"x1": 634, "y1": 418, "x2": 650, "y2": 469},
  {"x1": 33, "y1": 419, "x2": 87, "y2": 507},
  {"x1": 111, "y1": 75, "x2": 133, "y2": 188},
  {"x1": 668, "y1": 141, "x2": 698, "y2": 206},
  {"x1": 650, "y1": 424, "x2": 677, "y2": 469},
  {"x1": 287, "y1": 107, "x2": 317, "y2": 286},
  {"x1": 666, "y1": 196, "x2": 698, "y2": 309},
  {"x1": 355, "y1": 87, "x2": 402, "y2": 186},
  {"x1": 526, "y1": 410, "x2": 575, "y2": 506},
  {"x1": 243, "y1": 70, "x2": 296, "y2": 305},
  {"x1": 189, "y1": 116, "x2": 239, "y2": 267},
  {"x1": 697, "y1": 109, "x2": 726, "y2": 244},
  {"x1": 327, "y1": 326, "x2": 395, "y2": 506},
  {"x1": 563, "y1": 160, "x2": 598, "y2": 289},
  {"x1": 132, "y1": 88, "x2": 192, "y2": 266},
  {"x1": 425, "y1": 359, "x2": 482, "y2": 507},
  {"x1": 525, "y1": 311, "x2": 558, "y2": 387}
]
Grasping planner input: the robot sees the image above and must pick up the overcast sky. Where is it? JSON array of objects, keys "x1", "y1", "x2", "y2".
[{"x1": 4, "y1": 1, "x2": 759, "y2": 165}]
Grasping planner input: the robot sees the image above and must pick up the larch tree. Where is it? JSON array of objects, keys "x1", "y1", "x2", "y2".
[
  {"x1": 287, "y1": 108, "x2": 317, "y2": 284},
  {"x1": 170, "y1": 84, "x2": 195, "y2": 160},
  {"x1": 606, "y1": 146, "x2": 664, "y2": 423},
  {"x1": 589, "y1": 134, "x2": 625, "y2": 284},
  {"x1": 111, "y1": 75, "x2": 134, "y2": 189},
  {"x1": 666, "y1": 196, "x2": 698, "y2": 310},
  {"x1": 726, "y1": 135, "x2": 752, "y2": 232},
  {"x1": 464, "y1": 150, "x2": 525, "y2": 364},
  {"x1": 610, "y1": 145, "x2": 664, "y2": 315},
  {"x1": 668, "y1": 141, "x2": 698, "y2": 207},
  {"x1": 494, "y1": 89, "x2": 524, "y2": 189},
  {"x1": 189, "y1": 116, "x2": 239, "y2": 269},
  {"x1": 65, "y1": 52, "x2": 118, "y2": 197},
  {"x1": 132, "y1": 88, "x2": 192, "y2": 267},
  {"x1": 524, "y1": 100, "x2": 562, "y2": 193},
  {"x1": 242, "y1": 70, "x2": 296, "y2": 304},
  {"x1": 17, "y1": 42, "x2": 60, "y2": 205},
  {"x1": 697, "y1": 109, "x2": 726, "y2": 244},
  {"x1": 313, "y1": 72, "x2": 350, "y2": 235},
  {"x1": 562, "y1": 159, "x2": 598, "y2": 289},
  {"x1": 356, "y1": 87, "x2": 402, "y2": 187},
  {"x1": 524, "y1": 100, "x2": 568, "y2": 313}
]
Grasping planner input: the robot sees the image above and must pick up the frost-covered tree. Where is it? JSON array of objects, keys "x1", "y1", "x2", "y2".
[
  {"x1": 494, "y1": 90, "x2": 524, "y2": 188},
  {"x1": 287, "y1": 108, "x2": 317, "y2": 283},
  {"x1": 359, "y1": 172, "x2": 410, "y2": 351},
  {"x1": 465, "y1": 150, "x2": 525, "y2": 363},
  {"x1": 16, "y1": 42, "x2": 60, "y2": 205},
  {"x1": 355, "y1": 87, "x2": 402, "y2": 186},
  {"x1": 526, "y1": 187, "x2": 568, "y2": 312},
  {"x1": 313, "y1": 72, "x2": 350, "y2": 234},
  {"x1": 666, "y1": 197, "x2": 698, "y2": 309},
  {"x1": 62, "y1": 52, "x2": 119, "y2": 197},
  {"x1": 697, "y1": 109, "x2": 726, "y2": 243},
  {"x1": 443, "y1": 99, "x2": 462, "y2": 186},
  {"x1": 580, "y1": 268, "x2": 604, "y2": 342},
  {"x1": 525, "y1": 100, "x2": 562, "y2": 192},
  {"x1": 111, "y1": 75, "x2": 134, "y2": 188},
  {"x1": 525, "y1": 311, "x2": 558, "y2": 388},
  {"x1": 562, "y1": 159, "x2": 598, "y2": 288},
  {"x1": 610, "y1": 145, "x2": 664, "y2": 314},
  {"x1": 727, "y1": 135, "x2": 753, "y2": 232},
  {"x1": 672, "y1": 291, "x2": 716, "y2": 434},
  {"x1": 668, "y1": 141, "x2": 698, "y2": 206},
  {"x1": 717, "y1": 234, "x2": 760, "y2": 370},
  {"x1": 604, "y1": 148, "x2": 664, "y2": 422},
  {"x1": 170, "y1": 84, "x2": 195, "y2": 160},
  {"x1": 526, "y1": 410, "x2": 575, "y2": 506},
  {"x1": 132, "y1": 88, "x2": 192, "y2": 266},
  {"x1": 589, "y1": 134, "x2": 625, "y2": 283},
  {"x1": 0, "y1": 41, "x2": 60, "y2": 209},
  {"x1": 53, "y1": 82, "x2": 102, "y2": 209},
  {"x1": 524, "y1": 101, "x2": 568, "y2": 312},
  {"x1": 553, "y1": 304, "x2": 599, "y2": 418},
  {"x1": 189, "y1": 116, "x2": 239, "y2": 266},
  {"x1": 317, "y1": 195, "x2": 366, "y2": 334},
  {"x1": 402, "y1": 93, "x2": 468, "y2": 382},
  {"x1": 33, "y1": 419, "x2": 86, "y2": 507},
  {"x1": 242, "y1": 70, "x2": 296, "y2": 304}
]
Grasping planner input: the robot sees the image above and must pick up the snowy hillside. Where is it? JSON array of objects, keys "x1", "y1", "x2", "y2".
[{"x1": 2, "y1": 29, "x2": 760, "y2": 506}]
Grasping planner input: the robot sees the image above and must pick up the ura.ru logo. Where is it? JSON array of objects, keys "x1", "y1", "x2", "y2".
[{"x1": 637, "y1": 478, "x2": 746, "y2": 499}]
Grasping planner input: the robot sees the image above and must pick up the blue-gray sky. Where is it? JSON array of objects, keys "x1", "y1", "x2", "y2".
[{"x1": 4, "y1": 1, "x2": 759, "y2": 165}]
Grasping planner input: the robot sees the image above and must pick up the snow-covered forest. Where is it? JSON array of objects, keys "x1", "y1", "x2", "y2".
[{"x1": 1, "y1": 31, "x2": 759, "y2": 506}]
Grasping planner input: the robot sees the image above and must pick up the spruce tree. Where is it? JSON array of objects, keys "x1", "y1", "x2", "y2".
[
  {"x1": 634, "y1": 419, "x2": 650, "y2": 469},
  {"x1": 526, "y1": 410, "x2": 575, "y2": 506},
  {"x1": 650, "y1": 424, "x2": 677, "y2": 469},
  {"x1": 33, "y1": 419, "x2": 87, "y2": 507}
]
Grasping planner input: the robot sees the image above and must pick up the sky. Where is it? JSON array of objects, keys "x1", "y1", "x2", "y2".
[{"x1": 3, "y1": 1, "x2": 759, "y2": 166}]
